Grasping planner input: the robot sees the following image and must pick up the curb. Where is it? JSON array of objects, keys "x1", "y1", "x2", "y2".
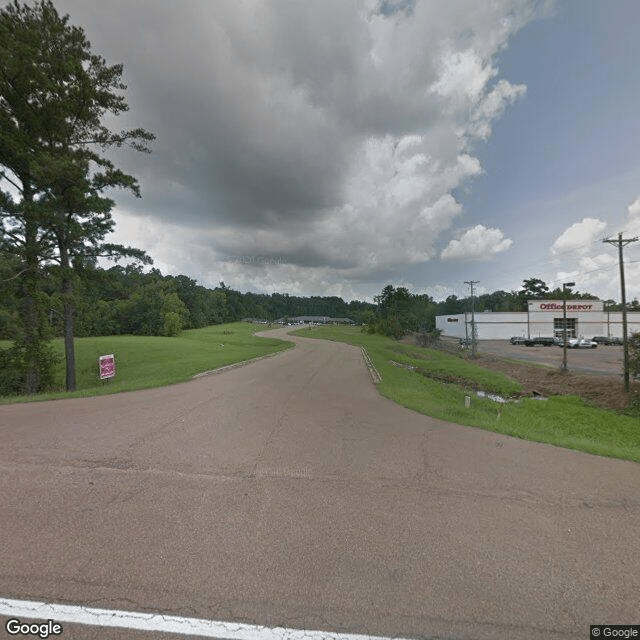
[
  {"x1": 192, "y1": 349, "x2": 289, "y2": 379},
  {"x1": 361, "y1": 347, "x2": 382, "y2": 384}
]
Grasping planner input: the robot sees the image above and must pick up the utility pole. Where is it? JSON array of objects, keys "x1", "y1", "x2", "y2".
[
  {"x1": 465, "y1": 280, "x2": 479, "y2": 357},
  {"x1": 604, "y1": 233, "x2": 639, "y2": 392}
]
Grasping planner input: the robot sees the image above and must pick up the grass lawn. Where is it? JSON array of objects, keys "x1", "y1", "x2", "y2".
[
  {"x1": 0, "y1": 322, "x2": 292, "y2": 404},
  {"x1": 292, "y1": 324, "x2": 640, "y2": 464}
]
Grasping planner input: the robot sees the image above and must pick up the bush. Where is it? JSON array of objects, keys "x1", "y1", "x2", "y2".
[
  {"x1": 625, "y1": 391, "x2": 640, "y2": 417},
  {"x1": 416, "y1": 328, "x2": 442, "y2": 347},
  {"x1": 0, "y1": 345, "x2": 24, "y2": 395},
  {"x1": 629, "y1": 332, "x2": 640, "y2": 378},
  {"x1": 377, "y1": 316, "x2": 404, "y2": 340},
  {"x1": 163, "y1": 311, "x2": 182, "y2": 337},
  {"x1": 0, "y1": 341, "x2": 60, "y2": 395}
]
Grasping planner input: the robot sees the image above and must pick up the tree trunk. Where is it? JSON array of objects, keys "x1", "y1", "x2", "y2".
[
  {"x1": 63, "y1": 282, "x2": 76, "y2": 392},
  {"x1": 23, "y1": 287, "x2": 39, "y2": 394},
  {"x1": 58, "y1": 237, "x2": 76, "y2": 391},
  {"x1": 22, "y1": 190, "x2": 40, "y2": 394}
]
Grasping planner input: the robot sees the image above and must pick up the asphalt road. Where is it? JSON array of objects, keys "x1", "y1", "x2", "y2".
[{"x1": 1, "y1": 327, "x2": 639, "y2": 640}]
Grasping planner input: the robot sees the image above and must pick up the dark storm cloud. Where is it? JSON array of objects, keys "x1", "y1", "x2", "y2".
[
  {"x1": 55, "y1": 0, "x2": 357, "y2": 228},
  {"x1": 50, "y1": 0, "x2": 441, "y2": 232},
  {"x1": 378, "y1": 0, "x2": 416, "y2": 17},
  {"x1": 44, "y1": 0, "x2": 543, "y2": 293}
]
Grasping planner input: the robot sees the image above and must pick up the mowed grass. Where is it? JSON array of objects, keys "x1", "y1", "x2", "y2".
[
  {"x1": 0, "y1": 322, "x2": 292, "y2": 404},
  {"x1": 292, "y1": 325, "x2": 640, "y2": 464}
]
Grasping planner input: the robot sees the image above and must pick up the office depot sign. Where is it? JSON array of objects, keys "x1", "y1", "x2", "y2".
[{"x1": 528, "y1": 300, "x2": 603, "y2": 312}]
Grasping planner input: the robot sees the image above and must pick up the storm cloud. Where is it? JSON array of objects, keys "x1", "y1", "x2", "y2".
[{"x1": 47, "y1": 0, "x2": 549, "y2": 296}]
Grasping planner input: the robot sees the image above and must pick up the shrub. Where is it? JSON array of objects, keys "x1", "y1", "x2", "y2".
[
  {"x1": 163, "y1": 311, "x2": 182, "y2": 337},
  {"x1": 0, "y1": 341, "x2": 60, "y2": 395},
  {"x1": 416, "y1": 328, "x2": 442, "y2": 347},
  {"x1": 629, "y1": 332, "x2": 640, "y2": 378},
  {"x1": 377, "y1": 316, "x2": 404, "y2": 340}
]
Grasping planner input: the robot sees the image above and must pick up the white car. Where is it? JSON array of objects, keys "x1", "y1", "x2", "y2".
[{"x1": 567, "y1": 338, "x2": 597, "y2": 349}]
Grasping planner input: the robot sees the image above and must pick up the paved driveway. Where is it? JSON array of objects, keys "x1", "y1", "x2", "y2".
[
  {"x1": 1, "y1": 328, "x2": 639, "y2": 639},
  {"x1": 477, "y1": 339, "x2": 624, "y2": 376}
]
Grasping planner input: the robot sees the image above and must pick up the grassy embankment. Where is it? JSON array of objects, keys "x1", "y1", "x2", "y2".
[
  {"x1": 292, "y1": 324, "x2": 640, "y2": 464},
  {"x1": 0, "y1": 322, "x2": 292, "y2": 404}
]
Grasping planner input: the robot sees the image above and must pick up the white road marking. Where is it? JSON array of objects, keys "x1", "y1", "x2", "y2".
[{"x1": 0, "y1": 598, "x2": 414, "y2": 640}]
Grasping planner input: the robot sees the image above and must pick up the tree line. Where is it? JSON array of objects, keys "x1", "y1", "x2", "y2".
[{"x1": 0, "y1": 262, "x2": 379, "y2": 341}]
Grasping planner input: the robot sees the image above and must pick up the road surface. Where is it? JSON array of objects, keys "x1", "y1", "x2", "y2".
[
  {"x1": 1, "y1": 328, "x2": 639, "y2": 640},
  {"x1": 476, "y1": 339, "x2": 625, "y2": 376}
]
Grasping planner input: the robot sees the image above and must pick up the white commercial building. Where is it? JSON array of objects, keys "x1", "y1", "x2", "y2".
[{"x1": 436, "y1": 300, "x2": 640, "y2": 340}]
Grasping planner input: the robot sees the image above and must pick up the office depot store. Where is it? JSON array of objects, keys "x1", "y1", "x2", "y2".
[{"x1": 436, "y1": 300, "x2": 640, "y2": 340}]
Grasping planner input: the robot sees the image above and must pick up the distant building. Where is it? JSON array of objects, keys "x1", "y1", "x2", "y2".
[
  {"x1": 276, "y1": 316, "x2": 355, "y2": 325},
  {"x1": 436, "y1": 299, "x2": 640, "y2": 340}
]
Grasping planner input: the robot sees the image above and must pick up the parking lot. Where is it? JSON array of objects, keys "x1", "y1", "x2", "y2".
[{"x1": 477, "y1": 339, "x2": 625, "y2": 376}]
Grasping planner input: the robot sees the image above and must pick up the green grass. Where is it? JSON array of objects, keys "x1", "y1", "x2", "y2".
[
  {"x1": 293, "y1": 325, "x2": 640, "y2": 464},
  {"x1": 0, "y1": 322, "x2": 292, "y2": 404}
]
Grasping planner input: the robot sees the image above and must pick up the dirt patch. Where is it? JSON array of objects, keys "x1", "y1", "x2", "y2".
[
  {"x1": 473, "y1": 351, "x2": 640, "y2": 411},
  {"x1": 460, "y1": 349, "x2": 638, "y2": 412},
  {"x1": 400, "y1": 333, "x2": 640, "y2": 411}
]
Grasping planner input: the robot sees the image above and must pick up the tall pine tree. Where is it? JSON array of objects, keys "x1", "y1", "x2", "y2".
[{"x1": 0, "y1": 0, "x2": 154, "y2": 392}]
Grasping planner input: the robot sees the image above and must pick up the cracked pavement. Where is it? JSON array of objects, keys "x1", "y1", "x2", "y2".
[{"x1": 1, "y1": 327, "x2": 639, "y2": 639}]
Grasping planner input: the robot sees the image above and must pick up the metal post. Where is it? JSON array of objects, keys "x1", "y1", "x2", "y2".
[
  {"x1": 561, "y1": 282, "x2": 574, "y2": 372},
  {"x1": 562, "y1": 295, "x2": 568, "y2": 371},
  {"x1": 619, "y1": 235, "x2": 630, "y2": 391},
  {"x1": 464, "y1": 280, "x2": 479, "y2": 358}
]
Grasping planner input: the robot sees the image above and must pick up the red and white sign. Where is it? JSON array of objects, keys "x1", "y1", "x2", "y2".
[
  {"x1": 99, "y1": 354, "x2": 116, "y2": 380},
  {"x1": 528, "y1": 300, "x2": 603, "y2": 312}
]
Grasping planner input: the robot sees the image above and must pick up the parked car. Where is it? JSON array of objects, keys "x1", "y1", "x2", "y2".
[
  {"x1": 524, "y1": 336, "x2": 558, "y2": 347},
  {"x1": 564, "y1": 338, "x2": 597, "y2": 348},
  {"x1": 592, "y1": 336, "x2": 623, "y2": 345},
  {"x1": 510, "y1": 336, "x2": 526, "y2": 344}
]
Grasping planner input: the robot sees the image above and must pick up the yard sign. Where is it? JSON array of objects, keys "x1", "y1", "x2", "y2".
[{"x1": 99, "y1": 354, "x2": 116, "y2": 380}]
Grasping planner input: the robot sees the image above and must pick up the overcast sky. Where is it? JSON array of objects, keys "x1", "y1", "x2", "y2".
[{"x1": 21, "y1": 0, "x2": 640, "y2": 302}]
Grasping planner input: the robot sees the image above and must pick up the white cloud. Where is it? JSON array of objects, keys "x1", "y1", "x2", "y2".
[
  {"x1": 440, "y1": 224, "x2": 513, "y2": 260},
  {"x1": 622, "y1": 196, "x2": 640, "y2": 239},
  {"x1": 469, "y1": 78, "x2": 527, "y2": 140},
  {"x1": 550, "y1": 217, "x2": 607, "y2": 256},
  {"x1": 627, "y1": 197, "x2": 640, "y2": 218},
  {"x1": 430, "y1": 48, "x2": 497, "y2": 104},
  {"x1": 544, "y1": 207, "x2": 640, "y2": 301}
]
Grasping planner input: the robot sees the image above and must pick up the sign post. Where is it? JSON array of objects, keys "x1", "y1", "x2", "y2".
[
  {"x1": 561, "y1": 283, "x2": 575, "y2": 372},
  {"x1": 99, "y1": 354, "x2": 116, "y2": 381}
]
